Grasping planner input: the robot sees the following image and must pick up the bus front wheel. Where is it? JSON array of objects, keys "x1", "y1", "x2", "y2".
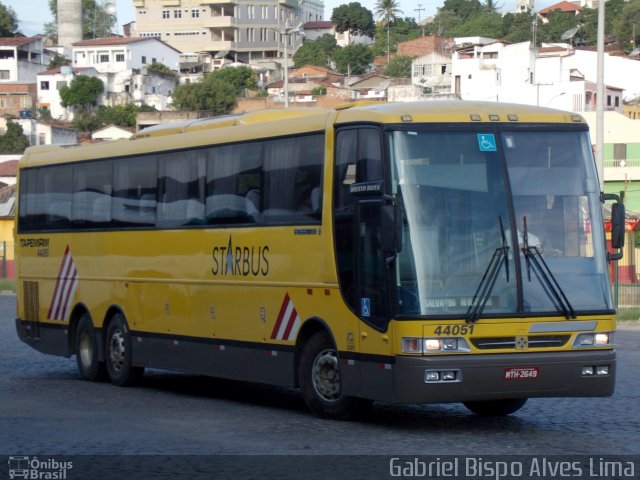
[
  {"x1": 75, "y1": 313, "x2": 107, "y2": 381},
  {"x1": 463, "y1": 398, "x2": 527, "y2": 416},
  {"x1": 105, "y1": 313, "x2": 144, "y2": 387},
  {"x1": 298, "y1": 331, "x2": 365, "y2": 420}
]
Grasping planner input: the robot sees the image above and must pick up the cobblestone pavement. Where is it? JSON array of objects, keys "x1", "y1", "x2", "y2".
[{"x1": 1, "y1": 294, "x2": 639, "y2": 478}]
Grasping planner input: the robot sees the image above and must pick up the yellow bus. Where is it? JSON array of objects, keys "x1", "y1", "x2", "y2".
[{"x1": 14, "y1": 101, "x2": 625, "y2": 418}]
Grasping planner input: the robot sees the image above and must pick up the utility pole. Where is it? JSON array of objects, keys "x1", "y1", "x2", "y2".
[{"x1": 415, "y1": 4, "x2": 425, "y2": 36}]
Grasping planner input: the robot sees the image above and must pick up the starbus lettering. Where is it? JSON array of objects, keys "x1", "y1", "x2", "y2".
[{"x1": 211, "y1": 236, "x2": 269, "y2": 277}]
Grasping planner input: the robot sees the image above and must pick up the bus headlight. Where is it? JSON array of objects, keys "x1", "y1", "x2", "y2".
[
  {"x1": 402, "y1": 337, "x2": 471, "y2": 354},
  {"x1": 573, "y1": 332, "x2": 613, "y2": 348}
]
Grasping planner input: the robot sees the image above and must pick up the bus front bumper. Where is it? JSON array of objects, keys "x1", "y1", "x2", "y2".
[{"x1": 392, "y1": 350, "x2": 616, "y2": 404}]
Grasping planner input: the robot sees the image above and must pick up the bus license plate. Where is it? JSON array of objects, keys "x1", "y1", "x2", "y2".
[{"x1": 504, "y1": 367, "x2": 540, "y2": 380}]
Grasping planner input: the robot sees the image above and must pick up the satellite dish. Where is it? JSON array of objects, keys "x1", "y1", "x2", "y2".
[
  {"x1": 561, "y1": 27, "x2": 579, "y2": 40},
  {"x1": 105, "y1": 2, "x2": 117, "y2": 15}
]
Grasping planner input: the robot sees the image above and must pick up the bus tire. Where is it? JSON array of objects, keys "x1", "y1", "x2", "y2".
[
  {"x1": 298, "y1": 331, "x2": 364, "y2": 420},
  {"x1": 75, "y1": 313, "x2": 107, "y2": 381},
  {"x1": 463, "y1": 398, "x2": 527, "y2": 416},
  {"x1": 105, "y1": 313, "x2": 144, "y2": 387}
]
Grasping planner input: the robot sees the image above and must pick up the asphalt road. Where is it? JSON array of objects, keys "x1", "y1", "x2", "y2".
[{"x1": 1, "y1": 294, "x2": 638, "y2": 479}]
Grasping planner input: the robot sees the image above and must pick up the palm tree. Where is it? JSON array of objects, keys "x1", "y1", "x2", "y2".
[{"x1": 374, "y1": 0, "x2": 404, "y2": 64}]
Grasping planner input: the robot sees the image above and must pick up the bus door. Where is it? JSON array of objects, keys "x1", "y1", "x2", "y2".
[{"x1": 334, "y1": 126, "x2": 394, "y2": 400}]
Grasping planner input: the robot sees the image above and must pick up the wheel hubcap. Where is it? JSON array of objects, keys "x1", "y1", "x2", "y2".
[
  {"x1": 311, "y1": 348, "x2": 341, "y2": 402},
  {"x1": 108, "y1": 328, "x2": 126, "y2": 372}
]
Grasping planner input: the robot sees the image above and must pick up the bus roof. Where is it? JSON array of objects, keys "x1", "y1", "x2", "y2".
[
  {"x1": 333, "y1": 100, "x2": 586, "y2": 126},
  {"x1": 18, "y1": 101, "x2": 585, "y2": 168}
]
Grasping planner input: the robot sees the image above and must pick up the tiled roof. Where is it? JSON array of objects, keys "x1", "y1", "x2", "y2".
[
  {"x1": 0, "y1": 160, "x2": 18, "y2": 177},
  {"x1": 0, "y1": 36, "x2": 41, "y2": 47},
  {"x1": 73, "y1": 36, "x2": 150, "y2": 47},
  {"x1": 37, "y1": 66, "x2": 95, "y2": 76},
  {"x1": 539, "y1": 1, "x2": 581, "y2": 14}
]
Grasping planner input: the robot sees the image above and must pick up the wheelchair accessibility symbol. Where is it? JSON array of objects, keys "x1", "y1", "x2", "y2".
[{"x1": 477, "y1": 133, "x2": 497, "y2": 152}]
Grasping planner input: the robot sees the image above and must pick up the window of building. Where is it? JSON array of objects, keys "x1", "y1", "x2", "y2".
[
  {"x1": 116, "y1": 53, "x2": 125, "y2": 62},
  {"x1": 607, "y1": 95, "x2": 612, "y2": 106},
  {"x1": 192, "y1": 9, "x2": 199, "y2": 18},
  {"x1": 174, "y1": 9, "x2": 181, "y2": 18},
  {"x1": 22, "y1": 96, "x2": 34, "y2": 109},
  {"x1": 141, "y1": 56, "x2": 147, "y2": 64},
  {"x1": 38, "y1": 133, "x2": 46, "y2": 145},
  {"x1": 56, "y1": 81, "x2": 67, "y2": 90},
  {"x1": 99, "y1": 53, "x2": 109, "y2": 63},
  {"x1": 40, "y1": 81, "x2": 50, "y2": 90},
  {"x1": 162, "y1": 9, "x2": 170, "y2": 19},
  {"x1": 615, "y1": 96, "x2": 620, "y2": 107},
  {"x1": 0, "y1": 70, "x2": 9, "y2": 80}
]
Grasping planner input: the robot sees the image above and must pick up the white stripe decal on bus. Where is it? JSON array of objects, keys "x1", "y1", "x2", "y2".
[{"x1": 47, "y1": 246, "x2": 79, "y2": 321}]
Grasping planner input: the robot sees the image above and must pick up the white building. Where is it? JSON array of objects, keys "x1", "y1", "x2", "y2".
[
  {"x1": 451, "y1": 41, "x2": 628, "y2": 112},
  {"x1": 92, "y1": 124, "x2": 134, "y2": 141},
  {"x1": 412, "y1": 51, "x2": 453, "y2": 96},
  {"x1": 37, "y1": 66, "x2": 101, "y2": 121},
  {"x1": 0, "y1": 36, "x2": 49, "y2": 83},
  {"x1": 0, "y1": 118, "x2": 77, "y2": 146},
  {"x1": 72, "y1": 37, "x2": 181, "y2": 74},
  {"x1": 70, "y1": 37, "x2": 180, "y2": 111},
  {"x1": 302, "y1": 21, "x2": 374, "y2": 47}
]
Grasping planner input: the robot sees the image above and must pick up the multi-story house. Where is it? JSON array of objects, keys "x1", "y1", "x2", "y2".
[
  {"x1": 37, "y1": 66, "x2": 100, "y2": 121},
  {"x1": 71, "y1": 37, "x2": 180, "y2": 111},
  {"x1": 0, "y1": 36, "x2": 50, "y2": 117},
  {"x1": 451, "y1": 40, "x2": 630, "y2": 112},
  {"x1": 132, "y1": 0, "x2": 318, "y2": 71},
  {"x1": 72, "y1": 37, "x2": 180, "y2": 74}
]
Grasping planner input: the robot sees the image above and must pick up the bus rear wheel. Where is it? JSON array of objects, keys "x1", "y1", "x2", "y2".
[
  {"x1": 75, "y1": 313, "x2": 107, "y2": 381},
  {"x1": 298, "y1": 331, "x2": 367, "y2": 420},
  {"x1": 463, "y1": 398, "x2": 527, "y2": 416},
  {"x1": 105, "y1": 313, "x2": 144, "y2": 387}
]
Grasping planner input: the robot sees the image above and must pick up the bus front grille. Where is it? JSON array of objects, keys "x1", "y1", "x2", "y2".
[{"x1": 471, "y1": 335, "x2": 571, "y2": 350}]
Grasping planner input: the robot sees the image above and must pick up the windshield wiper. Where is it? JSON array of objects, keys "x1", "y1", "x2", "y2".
[
  {"x1": 522, "y1": 216, "x2": 576, "y2": 319},
  {"x1": 466, "y1": 217, "x2": 510, "y2": 323}
]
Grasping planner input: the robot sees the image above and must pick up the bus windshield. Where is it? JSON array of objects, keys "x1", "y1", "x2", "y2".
[{"x1": 389, "y1": 127, "x2": 612, "y2": 318}]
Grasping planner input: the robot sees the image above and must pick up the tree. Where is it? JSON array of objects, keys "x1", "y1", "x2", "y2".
[
  {"x1": 331, "y1": 2, "x2": 376, "y2": 38},
  {"x1": 375, "y1": 0, "x2": 404, "y2": 63},
  {"x1": 371, "y1": 17, "x2": 421, "y2": 57},
  {"x1": 46, "y1": 0, "x2": 116, "y2": 39},
  {"x1": 332, "y1": 44, "x2": 373, "y2": 74},
  {"x1": 59, "y1": 75, "x2": 104, "y2": 108},
  {"x1": 293, "y1": 34, "x2": 338, "y2": 69},
  {"x1": 171, "y1": 75, "x2": 237, "y2": 114},
  {"x1": 384, "y1": 55, "x2": 412, "y2": 77},
  {"x1": 502, "y1": 12, "x2": 536, "y2": 43},
  {"x1": 0, "y1": 2, "x2": 20, "y2": 36},
  {"x1": 0, "y1": 121, "x2": 29, "y2": 154},
  {"x1": 48, "y1": 55, "x2": 72, "y2": 70},
  {"x1": 614, "y1": 0, "x2": 640, "y2": 52},
  {"x1": 451, "y1": 11, "x2": 503, "y2": 38},
  {"x1": 96, "y1": 104, "x2": 155, "y2": 129},
  {"x1": 439, "y1": 0, "x2": 483, "y2": 23},
  {"x1": 147, "y1": 61, "x2": 178, "y2": 80},
  {"x1": 210, "y1": 66, "x2": 258, "y2": 96}
]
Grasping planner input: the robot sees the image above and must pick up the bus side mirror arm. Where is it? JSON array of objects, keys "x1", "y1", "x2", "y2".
[{"x1": 601, "y1": 192, "x2": 625, "y2": 261}]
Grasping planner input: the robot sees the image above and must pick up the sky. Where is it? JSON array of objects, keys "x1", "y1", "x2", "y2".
[{"x1": 4, "y1": 0, "x2": 559, "y2": 37}]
